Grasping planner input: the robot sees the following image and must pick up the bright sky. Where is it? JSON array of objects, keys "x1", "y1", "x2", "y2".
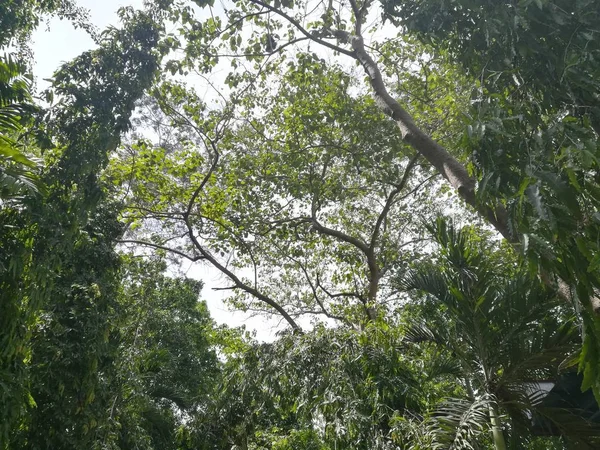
[
  {"x1": 30, "y1": 0, "x2": 288, "y2": 341},
  {"x1": 32, "y1": 0, "x2": 142, "y2": 90}
]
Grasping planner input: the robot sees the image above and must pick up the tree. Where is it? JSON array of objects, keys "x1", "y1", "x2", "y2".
[
  {"x1": 1, "y1": 4, "x2": 166, "y2": 445},
  {"x1": 185, "y1": 324, "x2": 458, "y2": 449},
  {"x1": 111, "y1": 257, "x2": 220, "y2": 450},
  {"x1": 10, "y1": 248, "x2": 221, "y2": 449},
  {"x1": 116, "y1": 0, "x2": 600, "y2": 397},
  {"x1": 112, "y1": 61, "x2": 464, "y2": 328},
  {"x1": 0, "y1": 0, "x2": 93, "y2": 53},
  {"x1": 382, "y1": 0, "x2": 600, "y2": 401},
  {"x1": 11, "y1": 201, "x2": 124, "y2": 449},
  {"x1": 398, "y1": 218, "x2": 597, "y2": 449}
]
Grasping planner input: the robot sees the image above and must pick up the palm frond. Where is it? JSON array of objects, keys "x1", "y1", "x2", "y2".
[
  {"x1": 430, "y1": 395, "x2": 493, "y2": 449},
  {"x1": 398, "y1": 267, "x2": 454, "y2": 305},
  {"x1": 0, "y1": 53, "x2": 44, "y2": 199},
  {"x1": 534, "y1": 406, "x2": 600, "y2": 438},
  {"x1": 425, "y1": 216, "x2": 485, "y2": 272},
  {"x1": 0, "y1": 53, "x2": 32, "y2": 106},
  {"x1": 426, "y1": 354, "x2": 463, "y2": 380},
  {"x1": 402, "y1": 321, "x2": 439, "y2": 344}
]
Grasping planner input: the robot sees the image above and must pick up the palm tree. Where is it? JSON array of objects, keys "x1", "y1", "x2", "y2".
[
  {"x1": 0, "y1": 53, "x2": 43, "y2": 200},
  {"x1": 398, "y1": 218, "x2": 598, "y2": 449}
]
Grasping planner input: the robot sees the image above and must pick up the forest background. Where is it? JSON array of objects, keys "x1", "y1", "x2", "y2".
[{"x1": 2, "y1": 0, "x2": 600, "y2": 449}]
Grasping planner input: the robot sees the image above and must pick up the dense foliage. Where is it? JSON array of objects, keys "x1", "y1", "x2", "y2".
[{"x1": 1, "y1": 0, "x2": 600, "y2": 449}]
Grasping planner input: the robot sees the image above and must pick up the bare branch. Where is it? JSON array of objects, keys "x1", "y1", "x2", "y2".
[
  {"x1": 184, "y1": 139, "x2": 220, "y2": 220},
  {"x1": 116, "y1": 239, "x2": 204, "y2": 262},
  {"x1": 212, "y1": 286, "x2": 238, "y2": 291},
  {"x1": 194, "y1": 212, "x2": 260, "y2": 289},
  {"x1": 281, "y1": 247, "x2": 351, "y2": 325},
  {"x1": 310, "y1": 216, "x2": 370, "y2": 254},
  {"x1": 317, "y1": 276, "x2": 363, "y2": 302},
  {"x1": 248, "y1": 0, "x2": 355, "y2": 57},
  {"x1": 371, "y1": 153, "x2": 419, "y2": 250}
]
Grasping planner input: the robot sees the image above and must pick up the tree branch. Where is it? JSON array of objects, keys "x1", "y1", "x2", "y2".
[
  {"x1": 310, "y1": 216, "x2": 370, "y2": 254},
  {"x1": 116, "y1": 239, "x2": 204, "y2": 262},
  {"x1": 247, "y1": 0, "x2": 355, "y2": 57},
  {"x1": 349, "y1": 34, "x2": 512, "y2": 241},
  {"x1": 183, "y1": 215, "x2": 301, "y2": 330},
  {"x1": 180, "y1": 158, "x2": 302, "y2": 329},
  {"x1": 316, "y1": 273, "x2": 364, "y2": 302},
  {"x1": 371, "y1": 153, "x2": 419, "y2": 250},
  {"x1": 310, "y1": 189, "x2": 369, "y2": 254},
  {"x1": 291, "y1": 255, "x2": 351, "y2": 325}
]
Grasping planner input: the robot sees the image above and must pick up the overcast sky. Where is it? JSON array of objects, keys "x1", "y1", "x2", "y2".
[{"x1": 30, "y1": 0, "x2": 290, "y2": 341}]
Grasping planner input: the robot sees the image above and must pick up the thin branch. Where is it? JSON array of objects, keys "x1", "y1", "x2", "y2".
[
  {"x1": 125, "y1": 204, "x2": 186, "y2": 217},
  {"x1": 212, "y1": 286, "x2": 238, "y2": 291},
  {"x1": 195, "y1": 212, "x2": 260, "y2": 289},
  {"x1": 282, "y1": 246, "x2": 351, "y2": 325},
  {"x1": 212, "y1": 10, "x2": 270, "y2": 42},
  {"x1": 183, "y1": 215, "x2": 301, "y2": 330},
  {"x1": 316, "y1": 273, "x2": 364, "y2": 302},
  {"x1": 310, "y1": 193, "x2": 370, "y2": 254},
  {"x1": 248, "y1": 0, "x2": 355, "y2": 57},
  {"x1": 310, "y1": 216, "x2": 370, "y2": 254},
  {"x1": 393, "y1": 172, "x2": 440, "y2": 204},
  {"x1": 370, "y1": 153, "x2": 419, "y2": 249},
  {"x1": 184, "y1": 138, "x2": 220, "y2": 220},
  {"x1": 116, "y1": 239, "x2": 204, "y2": 262},
  {"x1": 289, "y1": 308, "x2": 350, "y2": 321},
  {"x1": 203, "y1": 36, "x2": 311, "y2": 59}
]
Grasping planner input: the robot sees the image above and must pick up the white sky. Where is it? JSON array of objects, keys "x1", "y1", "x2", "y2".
[
  {"x1": 30, "y1": 0, "x2": 287, "y2": 341},
  {"x1": 32, "y1": 0, "x2": 143, "y2": 89}
]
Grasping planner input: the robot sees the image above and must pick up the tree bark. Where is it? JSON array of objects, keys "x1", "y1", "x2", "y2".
[
  {"x1": 489, "y1": 403, "x2": 507, "y2": 450},
  {"x1": 350, "y1": 35, "x2": 513, "y2": 241}
]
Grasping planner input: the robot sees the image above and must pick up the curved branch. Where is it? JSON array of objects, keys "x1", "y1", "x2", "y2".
[
  {"x1": 184, "y1": 217, "x2": 301, "y2": 330},
  {"x1": 370, "y1": 153, "x2": 419, "y2": 250},
  {"x1": 281, "y1": 246, "x2": 352, "y2": 325},
  {"x1": 350, "y1": 34, "x2": 512, "y2": 240},
  {"x1": 180, "y1": 154, "x2": 301, "y2": 330},
  {"x1": 248, "y1": 0, "x2": 355, "y2": 57},
  {"x1": 393, "y1": 172, "x2": 440, "y2": 205},
  {"x1": 194, "y1": 212, "x2": 260, "y2": 289},
  {"x1": 184, "y1": 139, "x2": 220, "y2": 219},
  {"x1": 310, "y1": 191, "x2": 369, "y2": 254},
  {"x1": 316, "y1": 273, "x2": 364, "y2": 302},
  {"x1": 116, "y1": 239, "x2": 204, "y2": 262},
  {"x1": 310, "y1": 216, "x2": 370, "y2": 254}
]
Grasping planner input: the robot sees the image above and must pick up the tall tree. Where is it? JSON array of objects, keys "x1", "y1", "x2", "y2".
[
  {"x1": 399, "y1": 218, "x2": 597, "y2": 449},
  {"x1": 111, "y1": 257, "x2": 219, "y2": 450},
  {"x1": 124, "y1": 0, "x2": 600, "y2": 396},
  {"x1": 383, "y1": 0, "x2": 600, "y2": 401},
  {"x1": 112, "y1": 63, "x2": 460, "y2": 328},
  {"x1": 1, "y1": 4, "x2": 165, "y2": 445}
]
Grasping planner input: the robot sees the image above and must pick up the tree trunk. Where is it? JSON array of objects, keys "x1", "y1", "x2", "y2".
[
  {"x1": 350, "y1": 35, "x2": 513, "y2": 241},
  {"x1": 489, "y1": 403, "x2": 507, "y2": 450}
]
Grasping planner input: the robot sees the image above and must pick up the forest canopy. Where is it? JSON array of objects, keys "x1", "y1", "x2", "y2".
[{"x1": 1, "y1": 0, "x2": 600, "y2": 449}]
